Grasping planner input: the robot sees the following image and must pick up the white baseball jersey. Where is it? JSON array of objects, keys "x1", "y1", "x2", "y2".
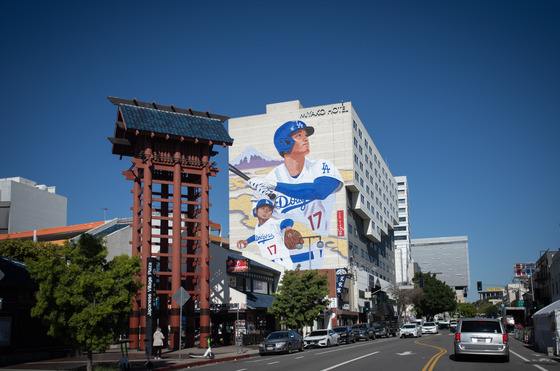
[
  {"x1": 254, "y1": 218, "x2": 293, "y2": 270},
  {"x1": 265, "y1": 158, "x2": 343, "y2": 236}
]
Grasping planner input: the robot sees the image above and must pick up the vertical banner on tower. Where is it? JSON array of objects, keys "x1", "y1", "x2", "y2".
[{"x1": 146, "y1": 257, "x2": 157, "y2": 356}]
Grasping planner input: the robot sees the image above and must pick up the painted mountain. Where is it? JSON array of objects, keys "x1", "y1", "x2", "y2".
[{"x1": 231, "y1": 146, "x2": 283, "y2": 170}]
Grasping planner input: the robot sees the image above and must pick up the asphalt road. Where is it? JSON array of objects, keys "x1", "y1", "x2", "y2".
[{"x1": 198, "y1": 330, "x2": 559, "y2": 371}]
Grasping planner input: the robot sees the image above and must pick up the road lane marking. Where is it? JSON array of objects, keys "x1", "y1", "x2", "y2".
[
  {"x1": 396, "y1": 351, "x2": 414, "y2": 355},
  {"x1": 510, "y1": 350, "x2": 549, "y2": 371},
  {"x1": 320, "y1": 351, "x2": 379, "y2": 371},
  {"x1": 413, "y1": 337, "x2": 447, "y2": 371}
]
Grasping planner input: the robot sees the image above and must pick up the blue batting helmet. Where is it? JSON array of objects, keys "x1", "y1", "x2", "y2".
[
  {"x1": 273, "y1": 120, "x2": 314, "y2": 157},
  {"x1": 253, "y1": 198, "x2": 274, "y2": 217}
]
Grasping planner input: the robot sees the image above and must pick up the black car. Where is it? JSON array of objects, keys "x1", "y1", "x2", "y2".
[
  {"x1": 332, "y1": 326, "x2": 356, "y2": 344},
  {"x1": 351, "y1": 323, "x2": 375, "y2": 341},
  {"x1": 388, "y1": 320, "x2": 399, "y2": 337},
  {"x1": 259, "y1": 330, "x2": 304, "y2": 355},
  {"x1": 371, "y1": 322, "x2": 389, "y2": 338}
]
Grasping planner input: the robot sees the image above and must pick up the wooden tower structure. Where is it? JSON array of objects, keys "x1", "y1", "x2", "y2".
[{"x1": 107, "y1": 97, "x2": 232, "y2": 350}]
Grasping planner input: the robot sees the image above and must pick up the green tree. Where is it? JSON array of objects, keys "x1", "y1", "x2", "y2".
[
  {"x1": 477, "y1": 300, "x2": 499, "y2": 318},
  {"x1": 269, "y1": 267, "x2": 330, "y2": 330},
  {"x1": 457, "y1": 302, "x2": 477, "y2": 318},
  {"x1": 27, "y1": 234, "x2": 142, "y2": 371},
  {"x1": 413, "y1": 273, "x2": 456, "y2": 319},
  {"x1": 0, "y1": 239, "x2": 61, "y2": 262},
  {"x1": 388, "y1": 282, "x2": 424, "y2": 326}
]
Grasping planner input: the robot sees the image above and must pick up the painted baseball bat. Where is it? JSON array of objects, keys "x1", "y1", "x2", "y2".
[{"x1": 229, "y1": 164, "x2": 276, "y2": 200}]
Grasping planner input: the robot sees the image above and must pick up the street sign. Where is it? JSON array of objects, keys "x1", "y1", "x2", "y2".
[{"x1": 173, "y1": 287, "x2": 190, "y2": 307}]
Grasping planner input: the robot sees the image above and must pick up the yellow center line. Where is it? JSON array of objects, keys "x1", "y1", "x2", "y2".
[{"x1": 414, "y1": 336, "x2": 448, "y2": 371}]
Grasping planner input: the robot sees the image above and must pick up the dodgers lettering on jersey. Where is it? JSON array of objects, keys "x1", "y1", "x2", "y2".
[
  {"x1": 254, "y1": 218, "x2": 293, "y2": 270},
  {"x1": 266, "y1": 158, "x2": 343, "y2": 236}
]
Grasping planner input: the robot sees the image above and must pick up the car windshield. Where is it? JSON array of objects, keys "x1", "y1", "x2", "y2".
[
  {"x1": 352, "y1": 324, "x2": 366, "y2": 329},
  {"x1": 267, "y1": 332, "x2": 289, "y2": 340},
  {"x1": 333, "y1": 328, "x2": 345, "y2": 333},
  {"x1": 424, "y1": 322, "x2": 435, "y2": 326},
  {"x1": 460, "y1": 321, "x2": 502, "y2": 333},
  {"x1": 309, "y1": 330, "x2": 328, "y2": 336},
  {"x1": 402, "y1": 325, "x2": 416, "y2": 329}
]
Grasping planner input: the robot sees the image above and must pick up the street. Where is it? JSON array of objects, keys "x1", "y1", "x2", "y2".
[{"x1": 200, "y1": 330, "x2": 558, "y2": 371}]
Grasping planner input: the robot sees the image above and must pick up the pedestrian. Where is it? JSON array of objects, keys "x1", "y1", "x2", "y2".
[{"x1": 153, "y1": 327, "x2": 165, "y2": 360}]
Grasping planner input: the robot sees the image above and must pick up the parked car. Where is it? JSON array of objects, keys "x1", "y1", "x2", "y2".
[
  {"x1": 304, "y1": 329, "x2": 340, "y2": 348},
  {"x1": 399, "y1": 323, "x2": 421, "y2": 338},
  {"x1": 332, "y1": 325, "x2": 356, "y2": 344},
  {"x1": 412, "y1": 319, "x2": 423, "y2": 333},
  {"x1": 371, "y1": 322, "x2": 389, "y2": 338},
  {"x1": 388, "y1": 320, "x2": 399, "y2": 337},
  {"x1": 351, "y1": 323, "x2": 375, "y2": 341},
  {"x1": 422, "y1": 321, "x2": 439, "y2": 334},
  {"x1": 454, "y1": 318, "x2": 509, "y2": 362},
  {"x1": 259, "y1": 330, "x2": 304, "y2": 355}
]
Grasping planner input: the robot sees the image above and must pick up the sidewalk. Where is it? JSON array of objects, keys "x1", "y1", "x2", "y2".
[{"x1": 0, "y1": 344, "x2": 260, "y2": 371}]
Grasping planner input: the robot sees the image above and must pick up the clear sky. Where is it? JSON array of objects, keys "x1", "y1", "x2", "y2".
[{"x1": 1, "y1": 1, "x2": 559, "y2": 301}]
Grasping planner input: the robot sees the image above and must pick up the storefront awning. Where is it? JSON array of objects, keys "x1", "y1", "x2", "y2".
[{"x1": 246, "y1": 292, "x2": 276, "y2": 309}]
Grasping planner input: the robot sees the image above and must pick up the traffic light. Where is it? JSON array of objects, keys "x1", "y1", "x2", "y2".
[
  {"x1": 477, "y1": 281, "x2": 482, "y2": 291},
  {"x1": 364, "y1": 301, "x2": 370, "y2": 312}
]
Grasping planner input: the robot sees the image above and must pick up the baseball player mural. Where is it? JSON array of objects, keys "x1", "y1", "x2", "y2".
[
  {"x1": 236, "y1": 199, "x2": 304, "y2": 270},
  {"x1": 233, "y1": 119, "x2": 344, "y2": 270}
]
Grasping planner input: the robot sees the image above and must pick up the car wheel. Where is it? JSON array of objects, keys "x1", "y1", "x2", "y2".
[
  {"x1": 336, "y1": 338, "x2": 340, "y2": 346},
  {"x1": 503, "y1": 354, "x2": 509, "y2": 363},
  {"x1": 327, "y1": 340, "x2": 331, "y2": 347},
  {"x1": 454, "y1": 353, "x2": 462, "y2": 361},
  {"x1": 299, "y1": 343, "x2": 304, "y2": 352},
  {"x1": 286, "y1": 344, "x2": 292, "y2": 354}
]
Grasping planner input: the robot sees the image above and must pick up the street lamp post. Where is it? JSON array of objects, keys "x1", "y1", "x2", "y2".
[{"x1": 296, "y1": 236, "x2": 324, "y2": 270}]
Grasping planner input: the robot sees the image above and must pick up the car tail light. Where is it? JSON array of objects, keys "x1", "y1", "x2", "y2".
[
  {"x1": 502, "y1": 333, "x2": 508, "y2": 344},
  {"x1": 455, "y1": 333, "x2": 460, "y2": 342}
]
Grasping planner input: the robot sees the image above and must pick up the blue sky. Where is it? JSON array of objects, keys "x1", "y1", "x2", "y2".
[{"x1": 1, "y1": 1, "x2": 559, "y2": 300}]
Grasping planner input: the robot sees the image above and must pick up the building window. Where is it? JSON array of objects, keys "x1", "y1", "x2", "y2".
[
  {"x1": 253, "y1": 280, "x2": 269, "y2": 294},
  {"x1": 399, "y1": 217, "x2": 407, "y2": 222}
]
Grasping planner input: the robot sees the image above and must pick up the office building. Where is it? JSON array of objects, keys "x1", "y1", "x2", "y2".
[
  {"x1": 0, "y1": 177, "x2": 67, "y2": 234},
  {"x1": 394, "y1": 176, "x2": 413, "y2": 284},
  {"x1": 228, "y1": 100, "x2": 399, "y2": 324},
  {"x1": 410, "y1": 236, "x2": 470, "y2": 302}
]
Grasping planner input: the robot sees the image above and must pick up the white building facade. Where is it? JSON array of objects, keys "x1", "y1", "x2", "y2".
[
  {"x1": 410, "y1": 236, "x2": 470, "y2": 302},
  {"x1": 228, "y1": 100, "x2": 399, "y2": 322},
  {"x1": 394, "y1": 176, "x2": 413, "y2": 284},
  {"x1": 0, "y1": 177, "x2": 67, "y2": 234}
]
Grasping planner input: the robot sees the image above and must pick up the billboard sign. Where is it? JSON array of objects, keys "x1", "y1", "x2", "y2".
[{"x1": 513, "y1": 263, "x2": 536, "y2": 278}]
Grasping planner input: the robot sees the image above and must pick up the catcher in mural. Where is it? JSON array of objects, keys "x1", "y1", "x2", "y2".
[
  {"x1": 237, "y1": 198, "x2": 303, "y2": 270},
  {"x1": 246, "y1": 120, "x2": 343, "y2": 269}
]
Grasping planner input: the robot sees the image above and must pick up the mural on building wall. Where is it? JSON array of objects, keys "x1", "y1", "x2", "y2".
[{"x1": 230, "y1": 118, "x2": 351, "y2": 270}]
